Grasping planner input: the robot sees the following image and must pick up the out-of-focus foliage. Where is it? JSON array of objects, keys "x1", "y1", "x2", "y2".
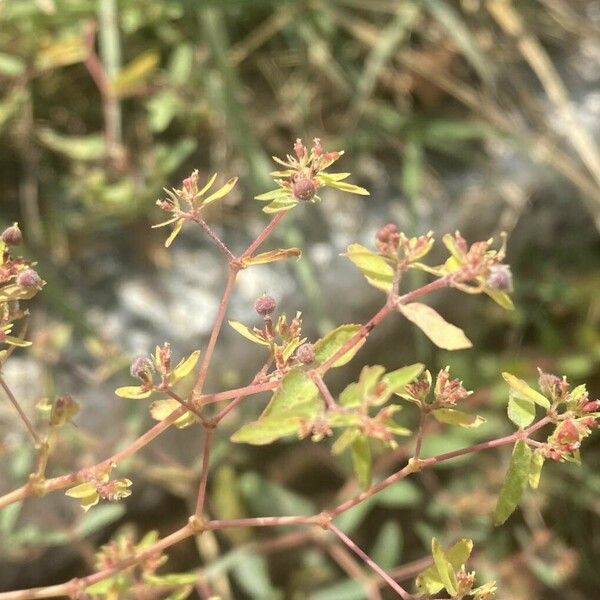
[{"x1": 1, "y1": 1, "x2": 600, "y2": 599}]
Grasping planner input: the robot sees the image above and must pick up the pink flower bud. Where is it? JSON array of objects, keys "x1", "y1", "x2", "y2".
[
  {"x1": 486, "y1": 264, "x2": 513, "y2": 292},
  {"x1": 376, "y1": 223, "x2": 398, "y2": 243},
  {"x1": 17, "y1": 268, "x2": 42, "y2": 288},
  {"x1": 255, "y1": 294, "x2": 276, "y2": 316},
  {"x1": 296, "y1": 342, "x2": 315, "y2": 365},
  {"x1": 1, "y1": 223, "x2": 22, "y2": 245},
  {"x1": 294, "y1": 138, "x2": 305, "y2": 159},
  {"x1": 130, "y1": 355, "x2": 154, "y2": 381}
]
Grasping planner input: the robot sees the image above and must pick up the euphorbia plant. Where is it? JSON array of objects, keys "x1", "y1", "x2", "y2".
[{"x1": 0, "y1": 139, "x2": 597, "y2": 600}]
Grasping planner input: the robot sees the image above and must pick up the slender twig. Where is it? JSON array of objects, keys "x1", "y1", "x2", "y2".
[
  {"x1": 188, "y1": 214, "x2": 237, "y2": 264},
  {"x1": 163, "y1": 388, "x2": 204, "y2": 419},
  {"x1": 0, "y1": 374, "x2": 40, "y2": 445},
  {"x1": 328, "y1": 523, "x2": 414, "y2": 599},
  {"x1": 195, "y1": 429, "x2": 214, "y2": 516},
  {"x1": 413, "y1": 410, "x2": 427, "y2": 459},
  {"x1": 193, "y1": 267, "x2": 239, "y2": 402},
  {"x1": 312, "y1": 372, "x2": 339, "y2": 411},
  {"x1": 240, "y1": 212, "x2": 286, "y2": 259}
]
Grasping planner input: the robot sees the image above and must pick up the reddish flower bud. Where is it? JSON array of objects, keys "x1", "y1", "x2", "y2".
[
  {"x1": 17, "y1": 268, "x2": 42, "y2": 288},
  {"x1": 376, "y1": 223, "x2": 398, "y2": 243},
  {"x1": 293, "y1": 138, "x2": 305, "y2": 159},
  {"x1": 537, "y1": 369, "x2": 563, "y2": 399},
  {"x1": 312, "y1": 138, "x2": 323, "y2": 156},
  {"x1": 486, "y1": 264, "x2": 513, "y2": 292},
  {"x1": 292, "y1": 175, "x2": 317, "y2": 202},
  {"x1": 296, "y1": 342, "x2": 315, "y2": 365},
  {"x1": 1, "y1": 223, "x2": 22, "y2": 246},
  {"x1": 582, "y1": 400, "x2": 600, "y2": 413},
  {"x1": 255, "y1": 294, "x2": 276, "y2": 317}
]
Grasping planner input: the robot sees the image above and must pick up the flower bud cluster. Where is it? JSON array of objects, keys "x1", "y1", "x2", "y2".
[{"x1": 433, "y1": 368, "x2": 472, "y2": 407}]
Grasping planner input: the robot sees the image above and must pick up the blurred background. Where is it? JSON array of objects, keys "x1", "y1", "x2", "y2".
[{"x1": 1, "y1": 0, "x2": 600, "y2": 598}]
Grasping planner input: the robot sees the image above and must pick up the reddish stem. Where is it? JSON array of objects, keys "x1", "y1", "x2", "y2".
[
  {"x1": 328, "y1": 523, "x2": 413, "y2": 599},
  {"x1": 193, "y1": 267, "x2": 239, "y2": 401},
  {"x1": 195, "y1": 428, "x2": 214, "y2": 516},
  {"x1": 240, "y1": 212, "x2": 286, "y2": 259}
]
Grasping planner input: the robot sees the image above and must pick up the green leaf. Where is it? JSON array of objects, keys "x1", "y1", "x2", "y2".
[
  {"x1": 241, "y1": 247, "x2": 302, "y2": 267},
  {"x1": 230, "y1": 415, "x2": 304, "y2": 445},
  {"x1": 169, "y1": 350, "x2": 201, "y2": 384},
  {"x1": 343, "y1": 244, "x2": 394, "y2": 292},
  {"x1": 331, "y1": 428, "x2": 360, "y2": 454},
  {"x1": 37, "y1": 128, "x2": 105, "y2": 161},
  {"x1": 529, "y1": 449, "x2": 545, "y2": 489},
  {"x1": 398, "y1": 303, "x2": 472, "y2": 350},
  {"x1": 372, "y1": 521, "x2": 403, "y2": 570},
  {"x1": 432, "y1": 408, "x2": 486, "y2": 428},
  {"x1": 115, "y1": 385, "x2": 152, "y2": 399},
  {"x1": 493, "y1": 440, "x2": 532, "y2": 526},
  {"x1": 382, "y1": 363, "x2": 425, "y2": 395},
  {"x1": 202, "y1": 177, "x2": 238, "y2": 206},
  {"x1": 228, "y1": 320, "x2": 269, "y2": 346},
  {"x1": 431, "y1": 538, "x2": 458, "y2": 596},
  {"x1": 263, "y1": 198, "x2": 298, "y2": 213},
  {"x1": 255, "y1": 187, "x2": 290, "y2": 201},
  {"x1": 351, "y1": 434, "x2": 372, "y2": 489},
  {"x1": 502, "y1": 373, "x2": 550, "y2": 409},
  {"x1": 507, "y1": 394, "x2": 535, "y2": 428},
  {"x1": 415, "y1": 538, "x2": 473, "y2": 595},
  {"x1": 111, "y1": 50, "x2": 159, "y2": 97},
  {"x1": 339, "y1": 382, "x2": 361, "y2": 407},
  {"x1": 35, "y1": 36, "x2": 87, "y2": 71},
  {"x1": 232, "y1": 370, "x2": 320, "y2": 445},
  {"x1": 261, "y1": 370, "x2": 319, "y2": 419},
  {"x1": 314, "y1": 324, "x2": 364, "y2": 368}
]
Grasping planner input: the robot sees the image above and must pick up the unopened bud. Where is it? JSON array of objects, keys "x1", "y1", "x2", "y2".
[
  {"x1": 486, "y1": 264, "x2": 513, "y2": 292},
  {"x1": 296, "y1": 342, "x2": 315, "y2": 365},
  {"x1": 255, "y1": 294, "x2": 276, "y2": 317},
  {"x1": 1, "y1": 223, "x2": 22, "y2": 246},
  {"x1": 130, "y1": 355, "x2": 154, "y2": 381},
  {"x1": 293, "y1": 138, "x2": 305, "y2": 159},
  {"x1": 17, "y1": 268, "x2": 42, "y2": 288},
  {"x1": 376, "y1": 223, "x2": 398, "y2": 243},
  {"x1": 292, "y1": 175, "x2": 317, "y2": 202}
]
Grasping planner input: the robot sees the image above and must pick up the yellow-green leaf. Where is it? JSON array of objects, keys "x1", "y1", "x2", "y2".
[
  {"x1": 314, "y1": 324, "x2": 364, "y2": 368},
  {"x1": 255, "y1": 188, "x2": 290, "y2": 201},
  {"x1": 502, "y1": 372, "x2": 550, "y2": 409},
  {"x1": 416, "y1": 538, "x2": 473, "y2": 595},
  {"x1": 201, "y1": 177, "x2": 238, "y2": 206},
  {"x1": 228, "y1": 320, "x2": 269, "y2": 346},
  {"x1": 65, "y1": 481, "x2": 97, "y2": 499},
  {"x1": 149, "y1": 398, "x2": 197, "y2": 428},
  {"x1": 351, "y1": 434, "x2": 372, "y2": 489},
  {"x1": 484, "y1": 287, "x2": 515, "y2": 310},
  {"x1": 115, "y1": 386, "x2": 152, "y2": 399},
  {"x1": 398, "y1": 303, "x2": 472, "y2": 350},
  {"x1": 493, "y1": 440, "x2": 532, "y2": 526},
  {"x1": 318, "y1": 174, "x2": 370, "y2": 195},
  {"x1": 263, "y1": 198, "x2": 298, "y2": 213},
  {"x1": 529, "y1": 449, "x2": 544, "y2": 489},
  {"x1": 241, "y1": 248, "x2": 302, "y2": 267},
  {"x1": 343, "y1": 244, "x2": 394, "y2": 292},
  {"x1": 169, "y1": 350, "x2": 201, "y2": 384},
  {"x1": 432, "y1": 408, "x2": 485, "y2": 428},
  {"x1": 111, "y1": 50, "x2": 159, "y2": 97},
  {"x1": 382, "y1": 363, "x2": 425, "y2": 395},
  {"x1": 261, "y1": 370, "x2": 319, "y2": 419},
  {"x1": 35, "y1": 36, "x2": 87, "y2": 71},
  {"x1": 230, "y1": 415, "x2": 303, "y2": 445},
  {"x1": 165, "y1": 219, "x2": 184, "y2": 248},
  {"x1": 196, "y1": 173, "x2": 217, "y2": 197},
  {"x1": 431, "y1": 538, "x2": 458, "y2": 596},
  {"x1": 507, "y1": 394, "x2": 535, "y2": 428}
]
